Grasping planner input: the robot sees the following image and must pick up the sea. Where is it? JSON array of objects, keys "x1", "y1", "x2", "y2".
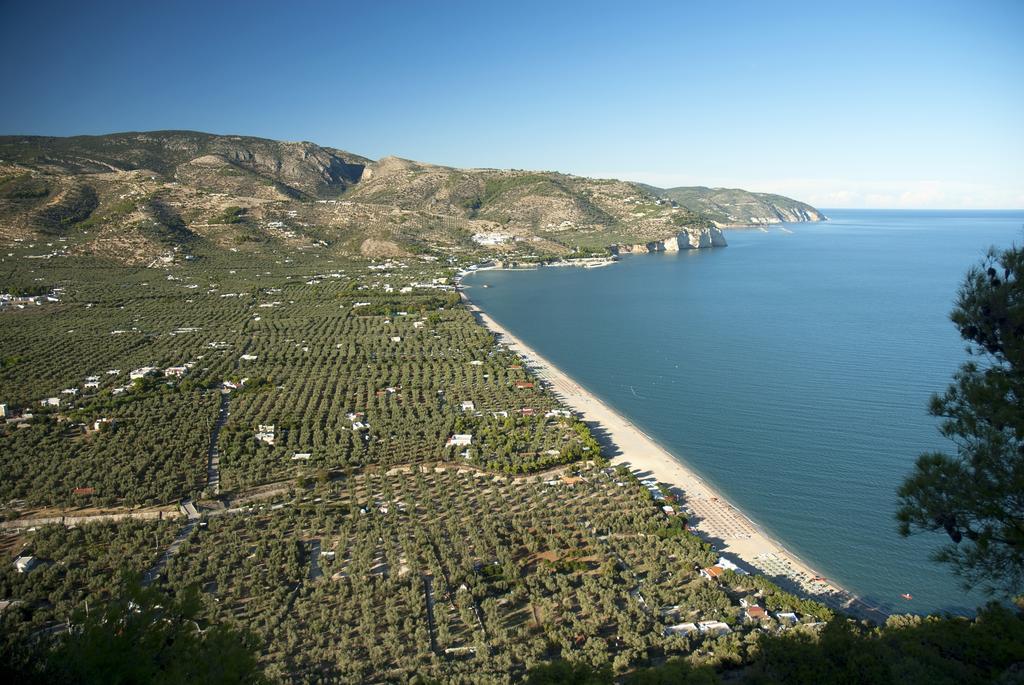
[{"x1": 465, "y1": 209, "x2": 1023, "y2": 616}]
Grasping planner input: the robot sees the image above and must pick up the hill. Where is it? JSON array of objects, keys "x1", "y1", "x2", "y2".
[
  {"x1": 643, "y1": 184, "x2": 826, "y2": 226},
  {"x1": 0, "y1": 131, "x2": 823, "y2": 265}
]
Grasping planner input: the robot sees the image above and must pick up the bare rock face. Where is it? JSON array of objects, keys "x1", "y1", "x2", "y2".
[
  {"x1": 610, "y1": 226, "x2": 727, "y2": 255},
  {"x1": 769, "y1": 203, "x2": 824, "y2": 223},
  {"x1": 210, "y1": 140, "x2": 366, "y2": 197},
  {"x1": 674, "y1": 226, "x2": 728, "y2": 249}
]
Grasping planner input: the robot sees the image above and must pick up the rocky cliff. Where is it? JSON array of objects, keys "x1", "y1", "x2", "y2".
[{"x1": 610, "y1": 226, "x2": 727, "y2": 255}]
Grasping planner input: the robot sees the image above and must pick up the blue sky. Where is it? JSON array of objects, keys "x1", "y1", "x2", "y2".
[{"x1": 1, "y1": 0, "x2": 1021, "y2": 208}]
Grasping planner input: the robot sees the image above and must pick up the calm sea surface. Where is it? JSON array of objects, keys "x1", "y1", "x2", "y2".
[{"x1": 466, "y1": 209, "x2": 1023, "y2": 615}]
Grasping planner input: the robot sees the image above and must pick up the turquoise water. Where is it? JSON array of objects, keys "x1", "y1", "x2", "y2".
[{"x1": 466, "y1": 210, "x2": 1023, "y2": 616}]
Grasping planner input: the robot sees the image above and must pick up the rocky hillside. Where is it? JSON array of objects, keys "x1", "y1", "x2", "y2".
[
  {"x1": 0, "y1": 131, "x2": 822, "y2": 265},
  {"x1": 643, "y1": 185, "x2": 826, "y2": 226}
]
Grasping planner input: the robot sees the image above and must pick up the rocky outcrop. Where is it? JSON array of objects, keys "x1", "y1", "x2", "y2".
[
  {"x1": 672, "y1": 226, "x2": 728, "y2": 249},
  {"x1": 766, "y1": 203, "x2": 825, "y2": 223},
  {"x1": 609, "y1": 226, "x2": 727, "y2": 255}
]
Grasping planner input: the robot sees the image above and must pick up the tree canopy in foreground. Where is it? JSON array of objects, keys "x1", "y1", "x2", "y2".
[
  {"x1": 2, "y1": 579, "x2": 264, "y2": 685},
  {"x1": 897, "y1": 243, "x2": 1023, "y2": 597}
]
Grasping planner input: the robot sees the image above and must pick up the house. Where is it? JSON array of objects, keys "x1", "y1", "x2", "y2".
[
  {"x1": 775, "y1": 612, "x2": 799, "y2": 624},
  {"x1": 390, "y1": 336, "x2": 402, "y2": 342},
  {"x1": 460, "y1": 401, "x2": 475, "y2": 412},
  {"x1": 14, "y1": 556, "x2": 39, "y2": 574},
  {"x1": 700, "y1": 566, "x2": 726, "y2": 581},
  {"x1": 662, "y1": 505, "x2": 676, "y2": 516},
  {"x1": 745, "y1": 605, "x2": 767, "y2": 621},
  {"x1": 84, "y1": 381, "x2": 99, "y2": 389},
  {"x1": 0, "y1": 404, "x2": 7, "y2": 418},
  {"x1": 447, "y1": 434, "x2": 473, "y2": 447},
  {"x1": 164, "y1": 366, "x2": 188, "y2": 377},
  {"x1": 93, "y1": 418, "x2": 112, "y2": 431},
  {"x1": 515, "y1": 381, "x2": 534, "y2": 389},
  {"x1": 40, "y1": 397, "x2": 60, "y2": 407},
  {"x1": 291, "y1": 452, "x2": 311, "y2": 461},
  {"x1": 715, "y1": 557, "x2": 746, "y2": 575},
  {"x1": 129, "y1": 366, "x2": 159, "y2": 380},
  {"x1": 73, "y1": 487, "x2": 96, "y2": 496},
  {"x1": 240, "y1": 354, "x2": 258, "y2": 361},
  {"x1": 663, "y1": 622, "x2": 697, "y2": 637},
  {"x1": 180, "y1": 501, "x2": 200, "y2": 520},
  {"x1": 520, "y1": 407, "x2": 535, "y2": 416},
  {"x1": 255, "y1": 424, "x2": 276, "y2": 445},
  {"x1": 697, "y1": 620, "x2": 732, "y2": 636}
]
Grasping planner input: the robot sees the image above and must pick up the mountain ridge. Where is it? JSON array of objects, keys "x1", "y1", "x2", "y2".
[
  {"x1": 640, "y1": 183, "x2": 826, "y2": 226},
  {"x1": 0, "y1": 131, "x2": 824, "y2": 264}
]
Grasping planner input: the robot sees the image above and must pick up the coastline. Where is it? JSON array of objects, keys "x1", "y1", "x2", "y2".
[{"x1": 460, "y1": 284, "x2": 890, "y2": 623}]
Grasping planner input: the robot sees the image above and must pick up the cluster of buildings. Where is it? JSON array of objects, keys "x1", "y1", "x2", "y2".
[
  {"x1": 471, "y1": 232, "x2": 513, "y2": 246},
  {"x1": 663, "y1": 620, "x2": 732, "y2": 637},
  {"x1": 0, "y1": 290, "x2": 60, "y2": 309},
  {"x1": 24, "y1": 363, "x2": 194, "y2": 414},
  {"x1": 255, "y1": 424, "x2": 276, "y2": 445},
  {"x1": 700, "y1": 556, "x2": 747, "y2": 580},
  {"x1": 346, "y1": 412, "x2": 369, "y2": 434}
]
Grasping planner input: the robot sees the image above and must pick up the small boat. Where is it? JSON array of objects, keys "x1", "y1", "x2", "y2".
[{"x1": 901, "y1": 593, "x2": 913, "y2": 600}]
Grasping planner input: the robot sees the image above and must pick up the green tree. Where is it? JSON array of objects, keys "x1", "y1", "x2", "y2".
[
  {"x1": 896, "y1": 244, "x2": 1024, "y2": 596},
  {"x1": 7, "y1": 579, "x2": 265, "y2": 685},
  {"x1": 525, "y1": 660, "x2": 612, "y2": 685}
]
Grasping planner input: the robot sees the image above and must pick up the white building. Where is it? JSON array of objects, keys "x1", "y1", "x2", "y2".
[
  {"x1": 255, "y1": 424, "x2": 276, "y2": 445},
  {"x1": 697, "y1": 620, "x2": 732, "y2": 635},
  {"x1": 14, "y1": 556, "x2": 39, "y2": 574},
  {"x1": 447, "y1": 434, "x2": 473, "y2": 447},
  {"x1": 130, "y1": 367, "x2": 159, "y2": 380},
  {"x1": 663, "y1": 622, "x2": 697, "y2": 637}
]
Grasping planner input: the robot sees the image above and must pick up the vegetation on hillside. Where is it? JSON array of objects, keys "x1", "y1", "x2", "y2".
[{"x1": 0, "y1": 132, "x2": 822, "y2": 262}]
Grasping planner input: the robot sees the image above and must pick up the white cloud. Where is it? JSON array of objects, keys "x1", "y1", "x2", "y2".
[{"x1": 584, "y1": 172, "x2": 1024, "y2": 209}]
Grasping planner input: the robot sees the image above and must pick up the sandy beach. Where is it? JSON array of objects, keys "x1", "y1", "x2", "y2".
[{"x1": 462, "y1": 287, "x2": 889, "y2": 622}]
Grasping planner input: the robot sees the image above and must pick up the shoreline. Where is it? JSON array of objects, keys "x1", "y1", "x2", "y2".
[{"x1": 460, "y1": 283, "x2": 890, "y2": 623}]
